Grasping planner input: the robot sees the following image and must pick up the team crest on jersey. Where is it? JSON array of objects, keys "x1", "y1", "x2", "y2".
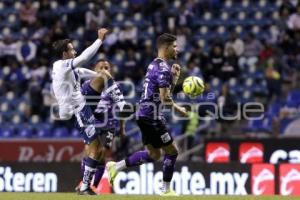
[{"x1": 161, "y1": 132, "x2": 171, "y2": 143}]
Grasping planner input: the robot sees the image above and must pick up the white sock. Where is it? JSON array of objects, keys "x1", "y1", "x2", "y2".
[
  {"x1": 80, "y1": 166, "x2": 96, "y2": 191},
  {"x1": 163, "y1": 181, "x2": 171, "y2": 191},
  {"x1": 80, "y1": 182, "x2": 89, "y2": 191},
  {"x1": 115, "y1": 160, "x2": 127, "y2": 171}
]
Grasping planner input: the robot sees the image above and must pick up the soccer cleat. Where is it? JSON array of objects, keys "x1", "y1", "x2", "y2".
[
  {"x1": 106, "y1": 161, "x2": 118, "y2": 186},
  {"x1": 75, "y1": 181, "x2": 100, "y2": 195},
  {"x1": 160, "y1": 189, "x2": 179, "y2": 196},
  {"x1": 77, "y1": 187, "x2": 97, "y2": 195},
  {"x1": 75, "y1": 181, "x2": 82, "y2": 193}
]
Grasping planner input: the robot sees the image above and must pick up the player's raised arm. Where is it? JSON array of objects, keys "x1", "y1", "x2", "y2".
[{"x1": 72, "y1": 28, "x2": 108, "y2": 67}]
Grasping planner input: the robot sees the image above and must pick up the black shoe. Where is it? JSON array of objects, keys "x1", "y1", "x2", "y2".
[{"x1": 77, "y1": 187, "x2": 97, "y2": 195}]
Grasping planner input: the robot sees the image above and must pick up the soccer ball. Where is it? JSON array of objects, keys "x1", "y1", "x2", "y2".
[{"x1": 182, "y1": 76, "x2": 205, "y2": 97}]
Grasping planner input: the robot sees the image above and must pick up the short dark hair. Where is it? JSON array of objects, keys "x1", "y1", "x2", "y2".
[
  {"x1": 93, "y1": 59, "x2": 112, "y2": 70},
  {"x1": 52, "y1": 39, "x2": 72, "y2": 57},
  {"x1": 156, "y1": 33, "x2": 176, "y2": 49}
]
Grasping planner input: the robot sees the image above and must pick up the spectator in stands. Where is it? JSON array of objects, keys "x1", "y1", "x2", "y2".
[
  {"x1": 140, "y1": 40, "x2": 155, "y2": 70},
  {"x1": 83, "y1": 21, "x2": 98, "y2": 46},
  {"x1": 85, "y1": 3, "x2": 106, "y2": 28},
  {"x1": 224, "y1": 31, "x2": 244, "y2": 57},
  {"x1": 176, "y1": 27, "x2": 188, "y2": 52},
  {"x1": 189, "y1": 44, "x2": 209, "y2": 72},
  {"x1": 122, "y1": 48, "x2": 139, "y2": 82},
  {"x1": 19, "y1": 0, "x2": 38, "y2": 26},
  {"x1": 5, "y1": 60, "x2": 25, "y2": 94},
  {"x1": 176, "y1": 1, "x2": 194, "y2": 27},
  {"x1": 31, "y1": 21, "x2": 49, "y2": 40},
  {"x1": 287, "y1": 4, "x2": 300, "y2": 30},
  {"x1": 278, "y1": 7, "x2": 291, "y2": 31},
  {"x1": 119, "y1": 21, "x2": 138, "y2": 50},
  {"x1": 217, "y1": 84, "x2": 238, "y2": 137},
  {"x1": 16, "y1": 36, "x2": 37, "y2": 64},
  {"x1": 239, "y1": 33, "x2": 263, "y2": 68},
  {"x1": 36, "y1": 35, "x2": 51, "y2": 66},
  {"x1": 259, "y1": 41, "x2": 274, "y2": 63},
  {"x1": 265, "y1": 58, "x2": 282, "y2": 101},
  {"x1": 186, "y1": 59, "x2": 203, "y2": 78},
  {"x1": 50, "y1": 21, "x2": 67, "y2": 41},
  {"x1": 221, "y1": 47, "x2": 239, "y2": 81},
  {"x1": 208, "y1": 44, "x2": 225, "y2": 80},
  {"x1": 38, "y1": 0, "x2": 55, "y2": 27},
  {"x1": 0, "y1": 35, "x2": 17, "y2": 65},
  {"x1": 279, "y1": 32, "x2": 300, "y2": 70}
]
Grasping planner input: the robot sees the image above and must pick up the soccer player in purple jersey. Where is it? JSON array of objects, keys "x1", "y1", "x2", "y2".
[
  {"x1": 107, "y1": 33, "x2": 188, "y2": 196},
  {"x1": 76, "y1": 60, "x2": 127, "y2": 195}
]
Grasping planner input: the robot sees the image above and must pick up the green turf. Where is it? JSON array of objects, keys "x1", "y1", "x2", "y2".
[{"x1": 1, "y1": 193, "x2": 300, "y2": 200}]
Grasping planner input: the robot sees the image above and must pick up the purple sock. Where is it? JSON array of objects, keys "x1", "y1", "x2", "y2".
[
  {"x1": 163, "y1": 154, "x2": 178, "y2": 182},
  {"x1": 92, "y1": 165, "x2": 105, "y2": 187},
  {"x1": 125, "y1": 150, "x2": 154, "y2": 167},
  {"x1": 82, "y1": 157, "x2": 99, "y2": 188},
  {"x1": 80, "y1": 157, "x2": 86, "y2": 178}
]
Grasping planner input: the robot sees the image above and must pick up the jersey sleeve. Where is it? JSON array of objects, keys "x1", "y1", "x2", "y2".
[{"x1": 157, "y1": 62, "x2": 172, "y2": 88}]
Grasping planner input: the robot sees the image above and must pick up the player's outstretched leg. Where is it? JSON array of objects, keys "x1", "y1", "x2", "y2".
[
  {"x1": 107, "y1": 150, "x2": 155, "y2": 186},
  {"x1": 77, "y1": 138, "x2": 107, "y2": 195},
  {"x1": 78, "y1": 156, "x2": 99, "y2": 195},
  {"x1": 75, "y1": 157, "x2": 86, "y2": 192},
  {"x1": 160, "y1": 143, "x2": 179, "y2": 196}
]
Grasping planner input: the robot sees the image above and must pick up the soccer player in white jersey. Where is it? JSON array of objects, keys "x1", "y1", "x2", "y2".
[{"x1": 52, "y1": 28, "x2": 128, "y2": 195}]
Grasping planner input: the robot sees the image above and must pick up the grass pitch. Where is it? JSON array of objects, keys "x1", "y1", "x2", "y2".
[{"x1": 1, "y1": 193, "x2": 300, "y2": 200}]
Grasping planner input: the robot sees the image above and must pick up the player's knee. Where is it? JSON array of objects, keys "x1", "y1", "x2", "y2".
[
  {"x1": 86, "y1": 146, "x2": 99, "y2": 160},
  {"x1": 96, "y1": 147, "x2": 106, "y2": 161},
  {"x1": 164, "y1": 144, "x2": 179, "y2": 156},
  {"x1": 149, "y1": 150, "x2": 161, "y2": 161}
]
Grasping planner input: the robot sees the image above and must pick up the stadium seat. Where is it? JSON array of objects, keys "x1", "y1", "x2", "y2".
[
  {"x1": 0, "y1": 2, "x2": 4, "y2": 11},
  {"x1": 245, "y1": 118, "x2": 263, "y2": 132},
  {"x1": 0, "y1": 126, "x2": 15, "y2": 138},
  {"x1": 71, "y1": 128, "x2": 80, "y2": 138},
  {"x1": 18, "y1": 126, "x2": 33, "y2": 138},
  {"x1": 36, "y1": 124, "x2": 52, "y2": 138},
  {"x1": 53, "y1": 127, "x2": 69, "y2": 138},
  {"x1": 266, "y1": 102, "x2": 281, "y2": 118},
  {"x1": 286, "y1": 90, "x2": 300, "y2": 107},
  {"x1": 50, "y1": 1, "x2": 58, "y2": 10}
]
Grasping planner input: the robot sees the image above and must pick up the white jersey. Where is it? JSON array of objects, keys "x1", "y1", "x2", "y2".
[
  {"x1": 52, "y1": 59, "x2": 85, "y2": 119},
  {"x1": 51, "y1": 39, "x2": 102, "y2": 119}
]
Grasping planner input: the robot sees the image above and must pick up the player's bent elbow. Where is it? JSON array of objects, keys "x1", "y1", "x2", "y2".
[{"x1": 161, "y1": 98, "x2": 173, "y2": 107}]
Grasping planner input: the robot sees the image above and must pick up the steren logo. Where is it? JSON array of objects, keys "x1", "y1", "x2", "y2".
[
  {"x1": 240, "y1": 147, "x2": 263, "y2": 163},
  {"x1": 113, "y1": 163, "x2": 248, "y2": 195},
  {"x1": 0, "y1": 166, "x2": 57, "y2": 192},
  {"x1": 281, "y1": 168, "x2": 300, "y2": 195},
  {"x1": 207, "y1": 147, "x2": 230, "y2": 163},
  {"x1": 252, "y1": 168, "x2": 274, "y2": 195}
]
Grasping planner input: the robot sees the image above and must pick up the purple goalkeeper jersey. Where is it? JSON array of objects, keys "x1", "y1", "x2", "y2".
[{"x1": 138, "y1": 58, "x2": 173, "y2": 119}]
